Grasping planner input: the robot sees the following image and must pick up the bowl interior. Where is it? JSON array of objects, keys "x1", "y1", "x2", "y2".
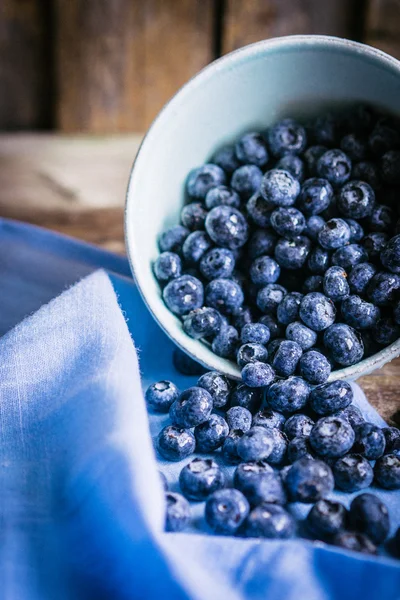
[{"x1": 125, "y1": 35, "x2": 400, "y2": 381}]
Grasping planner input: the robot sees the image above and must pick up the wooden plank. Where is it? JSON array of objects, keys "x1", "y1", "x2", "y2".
[
  {"x1": 55, "y1": 0, "x2": 214, "y2": 133},
  {"x1": 0, "y1": 0, "x2": 51, "y2": 129},
  {"x1": 222, "y1": 0, "x2": 361, "y2": 53},
  {"x1": 364, "y1": 0, "x2": 400, "y2": 59}
]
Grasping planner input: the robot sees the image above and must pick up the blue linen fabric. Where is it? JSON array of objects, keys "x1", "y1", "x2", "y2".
[{"x1": 0, "y1": 217, "x2": 398, "y2": 600}]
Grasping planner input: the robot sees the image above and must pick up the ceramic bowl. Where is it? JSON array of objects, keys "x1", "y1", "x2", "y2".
[{"x1": 125, "y1": 34, "x2": 400, "y2": 382}]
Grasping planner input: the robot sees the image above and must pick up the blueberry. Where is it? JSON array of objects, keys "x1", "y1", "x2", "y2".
[
  {"x1": 241, "y1": 322, "x2": 271, "y2": 346},
  {"x1": 331, "y1": 244, "x2": 368, "y2": 270},
  {"x1": 374, "y1": 454, "x2": 400, "y2": 489},
  {"x1": 299, "y1": 350, "x2": 331, "y2": 384},
  {"x1": 256, "y1": 283, "x2": 287, "y2": 314},
  {"x1": 317, "y1": 149, "x2": 352, "y2": 187},
  {"x1": 163, "y1": 274, "x2": 204, "y2": 316},
  {"x1": 197, "y1": 371, "x2": 231, "y2": 408},
  {"x1": 332, "y1": 531, "x2": 377, "y2": 555},
  {"x1": 234, "y1": 462, "x2": 286, "y2": 506},
  {"x1": 181, "y1": 202, "x2": 208, "y2": 231},
  {"x1": 245, "y1": 503, "x2": 295, "y2": 538},
  {"x1": 237, "y1": 426, "x2": 275, "y2": 461},
  {"x1": 172, "y1": 349, "x2": 207, "y2": 376},
  {"x1": 154, "y1": 251, "x2": 182, "y2": 283},
  {"x1": 226, "y1": 406, "x2": 252, "y2": 432},
  {"x1": 323, "y1": 323, "x2": 364, "y2": 366},
  {"x1": 309, "y1": 380, "x2": 353, "y2": 416},
  {"x1": 205, "y1": 278, "x2": 244, "y2": 315},
  {"x1": 285, "y1": 457, "x2": 334, "y2": 502},
  {"x1": 286, "y1": 322, "x2": 317, "y2": 350},
  {"x1": 369, "y1": 204, "x2": 394, "y2": 233},
  {"x1": 276, "y1": 292, "x2": 303, "y2": 325},
  {"x1": 271, "y1": 340, "x2": 302, "y2": 376},
  {"x1": 267, "y1": 376, "x2": 310, "y2": 413},
  {"x1": 276, "y1": 154, "x2": 305, "y2": 180},
  {"x1": 284, "y1": 414, "x2": 314, "y2": 439},
  {"x1": 170, "y1": 387, "x2": 213, "y2": 428},
  {"x1": 307, "y1": 246, "x2": 330, "y2": 274},
  {"x1": 182, "y1": 230, "x2": 212, "y2": 265},
  {"x1": 199, "y1": 247, "x2": 235, "y2": 280},
  {"x1": 306, "y1": 216, "x2": 326, "y2": 242},
  {"x1": 337, "y1": 180, "x2": 375, "y2": 219},
  {"x1": 236, "y1": 343, "x2": 269, "y2": 367},
  {"x1": 302, "y1": 275, "x2": 323, "y2": 294},
  {"x1": 183, "y1": 307, "x2": 222, "y2": 339},
  {"x1": 341, "y1": 295, "x2": 380, "y2": 330},
  {"x1": 260, "y1": 169, "x2": 300, "y2": 207},
  {"x1": 205, "y1": 488, "x2": 250, "y2": 535},
  {"x1": 179, "y1": 458, "x2": 225, "y2": 501},
  {"x1": 323, "y1": 266, "x2": 350, "y2": 302},
  {"x1": 363, "y1": 232, "x2": 389, "y2": 259},
  {"x1": 381, "y1": 234, "x2": 400, "y2": 274},
  {"x1": 241, "y1": 361, "x2": 275, "y2": 388},
  {"x1": 381, "y1": 150, "x2": 400, "y2": 184},
  {"x1": 345, "y1": 218, "x2": 365, "y2": 243},
  {"x1": 159, "y1": 224, "x2": 190, "y2": 254},
  {"x1": 165, "y1": 492, "x2": 190, "y2": 532},
  {"x1": 353, "y1": 422, "x2": 386, "y2": 460},
  {"x1": 352, "y1": 161, "x2": 380, "y2": 189},
  {"x1": 246, "y1": 193, "x2": 274, "y2": 227},
  {"x1": 274, "y1": 236, "x2": 311, "y2": 269},
  {"x1": 287, "y1": 436, "x2": 314, "y2": 463},
  {"x1": 194, "y1": 414, "x2": 229, "y2": 452},
  {"x1": 205, "y1": 205, "x2": 249, "y2": 250},
  {"x1": 213, "y1": 145, "x2": 241, "y2": 174},
  {"x1": 231, "y1": 165, "x2": 263, "y2": 200},
  {"x1": 248, "y1": 229, "x2": 278, "y2": 259},
  {"x1": 230, "y1": 383, "x2": 263, "y2": 413},
  {"x1": 309, "y1": 113, "x2": 338, "y2": 146},
  {"x1": 252, "y1": 408, "x2": 286, "y2": 430},
  {"x1": 267, "y1": 118, "x2": 307, "y2": 157},
  {"x1": 267, "y1": 429, "x2": 288, "y2": 465},
  {"x1": 304, "y1": 145, "x2": 327, "y2": 175},
  {"x1": 157, "y1": 425, "x2": 196, "y2": 461},
  {"x1": 212, "y1": 325, "x2": 239, "y2": 358},
  {"x1": 306, "y1": 499, "x2": 348, "y2": 540},
  {"x1": 146, "y1": 380, "x2": 179, "y2": 413},
  {"x1": 333, "y1": 454, "x2": 374, "y2": 492},
  {"x1": 250, "y1": 255, "x2": 281, "y2": 285},
  {"x1": 205, "y1": 185, "x2": 241, "y2": 210},
  {"x1": 298, "y1": 178, "x2": 333, "y2": 215},
  {"x1": 367, "y1": 271, "x2": 400, "y2": 306},
  {"x1": 340, "y1": 133, "x2": 367, "y2": 161},
  {"x1": 369, "y1": 122, "x2": 400, "y2": 157},
  {"x1": 310, "y1": 416, "x2": 355, "y2": 458},
  {"x1": 221, "y1": 429, "x2": 244, "y2": 464},
  {"x1": 382, "y1": 427, "x2": 400, "y2": 453},
  {"x1": 235, "y1": 132, "x2": 269, "y2": 167},
  {"x1": 270, "y1": 207, "x2": 306, "y2": 238},
  {"x1": 187, "y1": 163, "x2": 226, "y2": 199},
  {"x1": 318, "y1": 218, "x2": 351, "y2": 250},
  {"x1": 372, "y1": 317, "x2": 400, "y2": 345},
  {"x1": 348, "y1": 262, "x2": 377, "y2": 295},
  {"x1": 348, "y1": 493, "x2": 390, "y2": 544},
  {"x1": 299, "y1": 293, "x2": 336, "y2": 331},
  {"x1": 258, "y1": 314, "x2": 282, "y2": 340}
]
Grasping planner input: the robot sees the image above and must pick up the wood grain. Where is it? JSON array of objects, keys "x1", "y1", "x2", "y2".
[
  {"x1": 365, "y1": 0, "x2": 400, "y2": 59},
  {"x1": 55, "y1": 0, "x2": 214, "y2": 132}
]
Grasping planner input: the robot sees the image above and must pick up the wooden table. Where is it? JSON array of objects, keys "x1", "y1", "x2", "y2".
[{"x1": 0, "y1": 133, "x2": 399, "y2": 425}]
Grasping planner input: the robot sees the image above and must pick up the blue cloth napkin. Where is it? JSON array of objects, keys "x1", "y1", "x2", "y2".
[{"x1": 0, "y1": 218, "x2": 399, "y2": 600}]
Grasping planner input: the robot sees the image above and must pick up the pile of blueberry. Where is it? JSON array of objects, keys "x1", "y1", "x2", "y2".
[{"x1": 149, "y1": 105, "x2": 400, "y2": 556}]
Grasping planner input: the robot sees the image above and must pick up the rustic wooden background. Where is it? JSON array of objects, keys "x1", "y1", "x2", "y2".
[{"x1": 1, "y1": 0, "x2": 400, "y2": 132}]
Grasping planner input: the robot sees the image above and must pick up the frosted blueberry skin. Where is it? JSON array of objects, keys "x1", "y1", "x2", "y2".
[
  {"x1": 381, "y1": 234, "x2": 400, "y2": 274},
  {"x1": 199, "y1": 247, "x2": 236, "y2": 280},
  {"x1": 241, "y1": 361, "x2": 276, "y2": 388},
  {"x1": 221, "y1": 430, "x2": 244, "y2": 464},
  {"x1": 233, "y1": 461, "x2": 286, "y2": 506},
  {"x1": 353, "y1": 422, "x2": 386, "y2": 460},
  {"x1": 309, "y1": 380, "x2": 353, "y2": 416},
  {"x1": 226, "y1": 406, "x2": 252, "y2": 433},
  {"x1": 205, "y1": 185, "x2": 241, "y2": 210},
  {"x1": 323, "y1": 323, "x2": 364, "y2": 367},
  {"x1": 257, "y1": 284, "x2": 287, "y2": 314},
  {"x1": 270, "y1": 207, "x2": 306, "y2": 238},
  {"x1": 179, "y1": 458, "x2": 225, "y2": 501},
  {"x1": 154, "y1": 251, "x2": 182, "y2": 283},
  {"x1": 345, "y1": 218, "x2": 365, "y2": 243},
  {"x1": 349, "y1": 493, "x2": 390, "y2": 544},
  {"x1": 285, "y1": 457, "x2": 334, "y2": 503},
  {"x1": 211, "y1": 325, "x2": 239, "y2": 359},
  {"x1": 299, "y1": 292, "x2": 336, "y2": 332},
  {"x1": 205, "y1": 278, "x2": 244, "y2": 315},
  {"x1": 260, "y1": 169, "x2": 301, "y2": 207},
  {"x1": 157, "y1": 426, "x2": 196, "y2": 461},
  {"x1": 230, "y1": 383, "x2": 263, "y2": 414},
  {"x1": 245, "y1": 503, "x2": 296, "y2": 539},
  {"x1": 337, "y1": 180, "x2": 375, "y2": 219},
  {"x1": 182, "y1": 230, "x2": 212, "y2": 265},
  {"x1": 267, "y1": 429, "x2": 288, "y2": 465},
  {"x1": 287, "y1": 436, "x2": 314, "y2": 463},
  {"x1": 250, "y1": 255, "x2": 281, "y2": 285},
  {"x1": 252, "y1": 408, "x2": 286, "y2": 431},
  {"x1": 341, "y1": 295, "x2": 380, "y2": 330},
  {"x1": 194, "y1": 414, "x2": 229, "y2": 453},
  {"x1": 331, "y1": 244, "x2": 368, "y2": 270},
  {"x1": 183, "y1": 307, "x2": 222, "y2": 340},
  {"x1": 307, "y1": 246, "x2": 330, "y2": 274},
  {"x1": 284, "y1": 414, "x2": 315, "y2": 440},
  {"x1": 163, "y1": 274, "x2": 204, "y2": 316},
  {"x1": 198, "y1": 371, "x2": 231, "y2": 408},
  {"x1": 205, "y1": 488, "x2": 250, "y2": 535},
  {"x1": 276, "y1": 292, "x2": 303, "y2": 325},
  {"x1": 169, "y1": 387, "x2": 213, "y2": 428},
  {"x1": 231, "y1": 164, "x2": 263, "y2": 200},
  {"x1": 236, "y1": 426, "x2": 275, "y2": 462},
  {"x1": 241, "y1": 323, "x2": 271, "y2": 346},
  {"x1": 336, "y1": 405, "x2": 365, "y2": 429},
  {"x1": 248, "y1": 229, "x2": 278, "y2": 259},
  {"x1": 181, "y1": 202, "x2": 208, "y2": 231},
  {"x1": 318, "y1": 218, "x2": 351, "y2": 250},
  {"x1": 316, "y1": 149, "x2": 352, "y2": 187},
  {"x1": 306, "y1": 499, "x2": 348, "y2": 540},
  {"x1": 309, "y1": 416, "x2": 355, "y2": 458},
  {"x1": 212, "y1": 145, "x2": 240, "y2": 174},
  {"x1": 274, "y1": 236, "x2": 311, "y2": 270},
  {"x1": 374, "y1": 454, "x2": 400, "y2": 490},
  {"x1": 267, "y1": 376, "x2": 310, "y2": 414},
  {"x1": 332, "y1": 531, "x2": 377, "y2": 555},
  {"x1": 272, "y1": 340, "x2": 303, "y2": 377},
  {"x1": 165, "y1": 492, "x2": 191, "y2": 532},
  {"x1": 381, "y1": 150, "x2": 400, "y2": 185},
  {"x1": 369, "y1": 204, "x2": 395, "y2": 233},
  {"x1": 299, "y1": 350, "x2": 331, "y2": 385},
  {"x1": 333, "y1": 454, "x2": 374, "y2": 492},
  {"x1": 382, "y1": 427, "x2": 400, "y2": 453},
  {"x1": 235, "y1": 132, "x2": 269, "y2": 168},
  {"x1": 159, "y1": 224, "x2": 190, "y2": 253},
  {"x1": 267, "y1": 118, "x2": 307, "y2": 157},
  {"x1": 297, "y1": 177, "x2": 333, "y2": 215},
  {"x1": 145, "y1": 380, "x2": 180, "y2": 413},
  {"x1": 276, "y1": 154, "x2": 305, "y2": 181},
  {"x1": 205, "y1": 206, "x2": 249, "y2": 250},
  {"x1": 323, "y1": 266, "x2": 350, "y2": 302},
  {"x1": 348, "y1": 262, "x2": 377, "y2": 295},
  {"x1": 236, "y1": 343, "x2": 269, "y2": 368},
  {"x1": 187, "y1": 163, "x2": 226, "y2": 200}
]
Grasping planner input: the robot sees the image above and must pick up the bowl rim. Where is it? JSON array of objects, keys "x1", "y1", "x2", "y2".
[{"x1": 125, "y1": 34, "x2": 400, "y2": 382}]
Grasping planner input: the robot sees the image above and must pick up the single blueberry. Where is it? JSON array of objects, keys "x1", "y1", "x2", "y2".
[
  {"x1": 309, "y1": 416, "x2": 355, "y2": 458},
  {"x1": 381, "y1": 234, "x2": 400, "y2": 274},
  {"x1": 194, "y1": 414, "x2": 229, "y2": 452},
  {"x1": 267, "y1": 118, "x2": 307, "y2": 157},
  {"x1": 272, "y1": 340, "x2": 303, "y2": 376},
  {"x1": 331, "y1": 244, "x2": 368, "y2": 270},
  {"x1": 306, "y1": 499, "x2": 348, "y2": 540},
  {"x1": 337, "y1": 180, "x2": 375, "y2": 219},
  {"x1": 286, "y1": 321, "x2": 317, "y2": 350},
  {"x1": 230, "y1": 383, "x2": 263, "y2": 413},
  {"x1": 234, "y1": 461, "x2": 286, "y2": 506},
  {"x1": 159, "y1": 224, "x2": 190, "y2": 254},
  {"x1": 323, "y1": 323, "x2": 364, "y2": 367},
  {"x1": 226, "y1": 406, "x2": 252, "y2": 432},
  {"x1": 172, "y1": 349, "x2": 207, "y2": 376},
  {"x1": 182, "y1": 230, "x2": 212, "y2": 265},
  {"x1": 231, "y1": 165, "x2": 263, "y2": 200},
  {"x1": 146, "y1": 380, "x2": 179, "y2": 413},
  {"x1": 256, "y1": 283, "x2": 287, "y2": 314},
  {"x1": 163, "y1": 274, "x2": 204, "y2": 316},
  {"x1": 179, "y1": 458, "x2": 225, "y2": 501},
  {"x1": 237, "y1": 426, "x2": 275, "y2": 461},
  {"x1": 353, "y1": 422, "x2": 386, "y2": 460},
  {"x1": 298, "y1": 177, "x2": 334, "y2": 215},
  {"x1": 345, "y1": 218, "x2": 365, "y2": 243},
  {"x1": 306, "y1": 216, "x2": 326, "y2": 242},
  {"x1": 367, "y1": 271, "x2": 400, "y2": 306},
  {"x1": 274, "y1": 236, "x2": 311, "y2": 269},
  {"x1": 241, "y1": 322, "x2": 271, "y2": 346},
  {"x1": 317, "y1": 149, "x2": 352, "y2": 187},
  {"x1": 287, "y1": 436, "x2": 315, "y2": 463},
  {"x1": 246, "y1": 192, "x2": 274, "y2": 227},
  {"x1": 276, "y1": 292, "x2": 303, "y2": 325},
  {"x1": 369, "y1": 204, "x2": 394, "y2": 233},
  {"x1": 250, "y1": 255, "x2": 281, "y2": 286},
  {"x1": 348, "y1": 493, "x2": 390, "y2": 544},
  {"x1": 323, "y1": 266, "x2": 350, "y2": 301},
  {"x1": 381, "y1": 150, "x2": 400, "y2": 185},
  {"x1": 340, "y1": 133, "x2": 367, "y2": 161},
  {"x1": 382, "y1": 427, "x2": 400, "y2": 453},
  {"x1": 307, "y1": 245, "x2": 330, "y2": 274},
  {"x1": 363, "y1": 232, "x2": 389, "y2": 260},
  {"x1": 212, "y1": 145, "x2": 241, "y2": 174},
  {"x1": 187, "y1": 163, "x2": 226, "y2": 200},
  {"x1": 157, "y1": 425, "x2": 196, "y2": 461},
  {"x1": 170, "y1": 387, "x2": 213, "y2": 428},
  {"x1": 348, "y1": 262, "x2": 377, "y2": 295},
  {"x1": 372, "y1": 317, "x2": 400, "y2": 345},
  {"x1": 270, "y1": 207, "x2": 306, "y2": 238},
  {"x1": 248, "y1": 229, "x2": 278, "y2": 259},
  {"x1": 309, "y1": 380, "x2": 353, "y2": 416},
  {"x1": 221, "y1": 429, "x2": 244, "y2": 464},
  {"x1": 245, "y1": 503, "x2": 296, "y2": 538},
  {"x1": 205, "y1": 278, "x2": 244, "y2": 315},
  {"x1": 299, "y1": 350, "x2": 331, "y2": 385},
  {"x1": 241, "y1": 361, "x2": 275, "y2": 388},
  {"x1": 235, "y1": 132, "x2": 269, "y2": 167},
  {"x1": 374, "y1": 454, "x2": 400, "y2": 490},
  {"x1": 252, "y1": 408, "x2": 286, "y2": 430},
  {"x1": 285, "y1": 457, "x2": 334, "y2": 503},
  {"x1": 336, "y1": 404, "x2": 365, "y2": 428},
  {"x1": 284, "y1": 414, "x2": 315, "y2": 439},
  {"x1": 318, "y1": 218, "x2": 351, "y2": 250},
  {"x1": 181, "y1": 202, "x2": 208, "y2": 231},
  {"x1": 267, "y1": 376, "x2": 310, "y2": 413},
  {"x1": 302, "y1": 275, "x2": 323, "y2": 294},
  {"x1": 237, "y1": 343, "x2": 269, "y2": 368},
  {"x1": 199, "y1": 247, "x2": 235, "y2": 280},
  {"x1": 276, "y1": 154, "x2": 305, "y2": 181},
  {"x1": 212, "y1": 325, "x2": 239, "y2": 358},
  {"x1": 205, "y1": 205, "x2": 249, "y2": 250},
  {"x1": 333, "y1": 453, "x2": 374, "y2": 492},
  {"x1": 332, "y1": 531, "x2": 377, "y2": 555},
  {"x1": 183, "y1": 307, "x2": 222, "y2": 339},
  {"x1": 341, "y1": 295, "x2": 380, "y2": 330},
  {"x1": 260, "y1": 169, "x2": 300, "y2": 207},
  {"x1": 352, "y1": 161, "x2": 380, "y2": 189},
  {"x1": 205, "y1": 185, "x2": 241, "y2": 210},
  {"x1": 304, "y1": 145, "x2": 328, "y2": 175},
  {"x1": 154, "y1": 251, "x2": 182, "y2": 283},
  {"x1": 205, "y1": 488, "x2": 250, "y2": 535},
  {"x1": 299, "y1": 293, "x2": 336, "y2": 332},
  {"x1": 198, "y1": 371, "x2": 231, "y2": 408},
  {"x1": 165, "y1": 492, "x2": 190, "y2": 532}
]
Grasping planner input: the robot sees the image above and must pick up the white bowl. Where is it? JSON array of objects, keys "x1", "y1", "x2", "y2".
[{"x1": 125, "y1": 35, "x2": 400, "y2": 382}]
